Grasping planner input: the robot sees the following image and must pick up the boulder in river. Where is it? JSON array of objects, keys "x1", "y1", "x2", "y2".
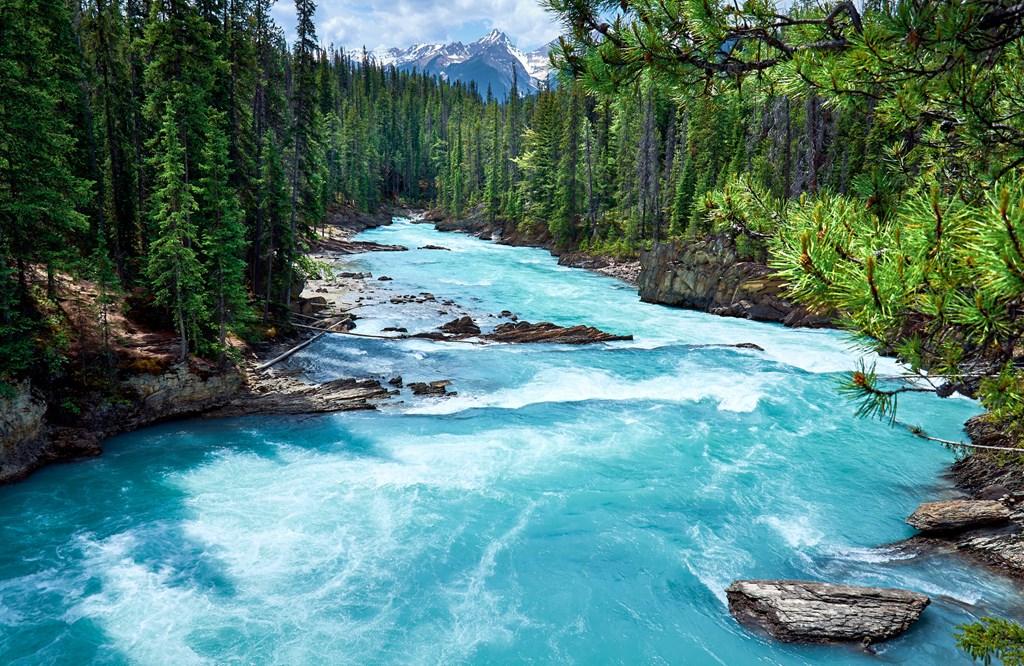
[
  {"x1": 484, "y1": 321, "x2": 632, "y2": 345},
  {"x1": 726, "y1": 580, "x2": 930, "y2": 645},
  {"x1": 906, "y1": 500, "x2": 1011, "y2": 533},
  {"x1": 408, "y1": 380, "x2": 456, "y2": 397},
  {"x1": 440, "y1": 317, "x2": 482, "y2": 336}
]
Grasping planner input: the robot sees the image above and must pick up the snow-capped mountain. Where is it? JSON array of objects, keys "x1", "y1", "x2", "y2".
[{"x1": 371, "y1": 30, "x2": 555, "y2": 99}]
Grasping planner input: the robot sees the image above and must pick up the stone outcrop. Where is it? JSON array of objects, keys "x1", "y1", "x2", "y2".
[
  {"x1": 124, "y1": 364, "x2": 243, "y2": 423},
  {"x1": 0, "y1": 359, "x2": 392, "y2": 484},
  {"x1": 408, "y1": 380, "x2": 457, "y2": 397},
  {"x1": 484, "y1": 321, "x2": 633, "y2": 344},
  {"x1": 639, "y1": 235, "x2": 830, "y2": 328},
  {"x1": 557, "y1": 252, "x2": 642, "y2": 285},
  {"x1": 414, "y1": 317, "x2": 632, "y2": 345},
  {"x1": 440, "y1": 316, "x2": 481, "y2": 337},
  {"x1": 314, "y1": 238, "x2": 408, "y2": 254},
  {"x1": 726, "y1": 580, "x2": 930, "y2": 645},
  {"x1": 906, "y1": 500, "x2": 1011, "y2": 533},
  {"x1": 0, "y1": 381, "x2": 50, "y2": 484},
  {"x1": 207, "y1": 376, "x2": 387, "y2": 417}
]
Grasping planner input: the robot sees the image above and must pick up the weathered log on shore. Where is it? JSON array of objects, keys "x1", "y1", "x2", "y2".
[
  {"x1": 726, "y1": 580, "x2": 929, "y2": 645},
  {"x1": 906, "y1": 500, "x2": 1011, "y2": 533}
]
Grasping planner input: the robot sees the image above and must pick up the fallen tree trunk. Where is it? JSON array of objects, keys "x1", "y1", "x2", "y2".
[{"x1": 255, "y1": 319, "x2": 350, "y2": 373}]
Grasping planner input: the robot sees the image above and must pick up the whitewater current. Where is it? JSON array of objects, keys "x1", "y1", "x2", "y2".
[{"x1": 0, "y1": 218, "x2": 1019, "y2": 665}]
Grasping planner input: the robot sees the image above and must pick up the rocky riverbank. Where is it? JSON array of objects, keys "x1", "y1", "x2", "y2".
[
  {"x1": 0, "y1": 207, "x2": 401, "y2": 485},
  {"x1": 892, "y1": 416, "x2": 1024, "y2": 579},
  {"x1": 420, "y1": 208, "x2": 830, "y2": 326}
]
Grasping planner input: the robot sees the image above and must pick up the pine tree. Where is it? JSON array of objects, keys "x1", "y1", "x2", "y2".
[
  {"x1": 199, "y1": 111, "x2": 248, "y2": 363},
  {"x1": 145, "y1": 99, "x2": 204, "y2": 361},
  {"x1": 552, "y1": 90, "x2": 583, "y2": 243},
  {"x1": 285, "y1": 0, "x2": 320, "y2": 306},
  {"x1": 484, "y1": 101, "x2": 503, "y2": 223}
]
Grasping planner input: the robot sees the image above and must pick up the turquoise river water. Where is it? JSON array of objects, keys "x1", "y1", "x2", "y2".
[{"x1": 1, "y1": 218, "x2": 1021, "y2": 665}]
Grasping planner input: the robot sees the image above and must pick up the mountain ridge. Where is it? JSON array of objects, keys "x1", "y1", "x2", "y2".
[{"x1": 371, "y1": 29, "x2": 554, "y2": 98}]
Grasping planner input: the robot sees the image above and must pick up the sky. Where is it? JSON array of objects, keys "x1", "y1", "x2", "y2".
[{"x1": 271, "y1": 0, "x2": 561, "y2": 52}]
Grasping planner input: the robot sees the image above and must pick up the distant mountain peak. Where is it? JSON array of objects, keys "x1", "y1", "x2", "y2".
[
  {"x1": 479, "y1": 29, "x2": 513, "y2": 46},
  {"x1": 371, "y1": 30, "x2": 554, "y2": 99}
]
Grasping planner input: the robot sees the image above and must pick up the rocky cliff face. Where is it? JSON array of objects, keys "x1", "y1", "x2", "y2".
[
  {"x1": 0, "y1": 365, "x2": 242, "y2": 484},
  {"x1": 0, "y1": 381, "x2": 50, "y2": 483},
  {"x1": 638, "y1": 235, "x2": 831, "y2": 328}
]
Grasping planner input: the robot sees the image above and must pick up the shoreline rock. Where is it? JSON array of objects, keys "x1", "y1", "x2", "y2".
[
  {"x1": 557, "y1": 252, "x2": 642, "y2": 285},
  {"x1": 639, "y1": 236, "x2": 831, "y2": 328},
  {"x1": 906, "y1": 500, "x2": 1011, "y2": 533},
  {"x1": 726, "y1": 580, "x2": 930, "y2": 645},
  {"x1": 1, "y1": 365, "x2": 244, "y2": 485}
]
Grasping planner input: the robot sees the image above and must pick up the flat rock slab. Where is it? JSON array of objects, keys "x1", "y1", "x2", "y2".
[
  {"x1": 484, "y1": 321, "x2": 633, "y2": 344},
  {"x1": 906, "y1": 500, "x2": 1011, "y2": 533},
  {"x1": 726, "y1": 580, "x2": 930, "y2": 645},
  {"x1": 316, "y1": 238, "x2": 408, "y2": 254}
]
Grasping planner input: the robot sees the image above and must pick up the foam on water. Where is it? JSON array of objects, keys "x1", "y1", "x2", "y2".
[{"x1": 0, "y1": 217, "x2": 1019, "y2": 665}]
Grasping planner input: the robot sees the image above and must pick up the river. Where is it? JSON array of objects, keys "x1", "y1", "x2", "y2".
[{"x1": 0, "y1": 217, "x2": 1019, "y2": 664}]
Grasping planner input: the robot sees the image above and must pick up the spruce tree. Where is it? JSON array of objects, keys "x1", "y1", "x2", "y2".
[
  {"x1": 145, "y1": 99, "x2": 204, "y2": 361},
  {"x1": 199, "y1": 112, "x2": 248, "y2": 363}
]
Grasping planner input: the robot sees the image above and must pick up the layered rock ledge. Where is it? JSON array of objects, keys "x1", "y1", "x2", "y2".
[
  {"x1": 638, "y1": 235, "x2": 830, "y2": 328},
  {"x1": 726, "y1": 580, "x2": 930, "y2": 645},
  {"x1": 412, "y1": 317, "x2": 633, "y2": 345},
  {"x1": 485, "y1": 321, "x2": 632, "y2": 344},
  {"x1": 906, "y1": 500, "x2": 1011, "y2": 533}
]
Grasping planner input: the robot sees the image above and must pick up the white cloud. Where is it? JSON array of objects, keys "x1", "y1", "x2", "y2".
[{"x1": 272, "y1": 0, "x2": 560, "y2": 52}]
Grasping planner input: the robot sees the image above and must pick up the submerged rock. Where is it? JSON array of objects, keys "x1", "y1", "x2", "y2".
[
  {"x1": 419, "y1": 245, "x2": 451, "y2": 251},
  {"x1": 726, "y1": 580, "x2": 929, "y2": 645},
  {"x1": 906, "y1": 500, "x2": 1011, "y2": 533}
]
